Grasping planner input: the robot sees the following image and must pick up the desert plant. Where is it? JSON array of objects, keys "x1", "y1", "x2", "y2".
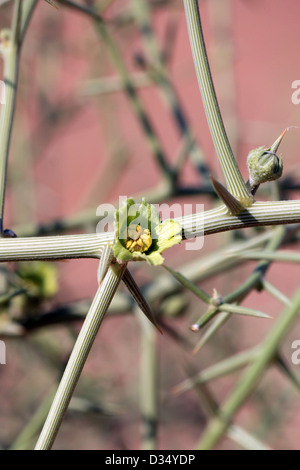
[{"x1": 1, "y1": 0, "x2": 300, "y2": 450}]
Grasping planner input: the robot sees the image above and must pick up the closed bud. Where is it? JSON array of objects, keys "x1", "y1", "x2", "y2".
[{"x1": 247, "y1": 129, "x2": 286, "y2": 194}]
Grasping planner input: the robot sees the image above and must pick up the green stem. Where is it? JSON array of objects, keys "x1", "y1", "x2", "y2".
[
  {"x1": 2, "y1": 202, "x2": 300, "y2": 262},
  {"x1": 262, "y1": 279, "x2": 291, "y2": 306},
  {"x1": 174, "y1": 346, "x2": 261, "y2": 395},
  {"x1": 138, "y1": 306, "x2": 158, "y2": 450},
  {"x1": 0, "y1": 0, "x2": 36, "y2": 233},
  {"x1": 163, "y1": 265, "x2": 210, "y2": 304},
  {"x1": 227, "y1": 425, "x2": 271, "y2": 451},
  {"x1": 20, "y1": 0, "x2": 38, "y2": 43},
  {"x1": 218, "y1": 303, "x2": 270, "y2": 319},
  {"x1": 240, "y1": 250, "x2": 300, "y2": 263},
  {"x1": 197, "y1": 287, "x2": 300, "y2": 450},
  {"x1": 131, "y1": 0, "x2": 209, "y2": 180},
  {"x1": 224, "y1": 227, "x2": 285, "y2": 303},
  {"x1": 35, "y1": 262, "x2": 127, "y2": 450},
  {"x1": 11, "y1": 0, "x2": 22, "y2": 46},
  {"x1": 183, "y1": 0, "x2": 251, "y2": 202},
  {"x1": 193, "y1": 226, "x2": 285, "y2": 329},
  {"x1": 180, "y1": 200, "x2": 300, "y2": 238},
  {"x1": 0, "y1": 6, "x2": 20, "y2": 233},
  {"x1": 0, "y1": 233, "x2": 112, "y2": 261},
  {"x1": 9, "y1": 387, "x2": 56, "y2": 450}
]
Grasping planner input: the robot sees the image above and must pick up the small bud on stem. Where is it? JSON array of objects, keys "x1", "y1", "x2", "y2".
[{"x1": 247, "y1": 129, "x2": 286, "y2": 195}]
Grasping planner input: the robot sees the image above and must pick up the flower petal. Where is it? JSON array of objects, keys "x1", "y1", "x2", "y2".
[{"x1": 155, "y1": 219, "x2": 182, "y2": 253}]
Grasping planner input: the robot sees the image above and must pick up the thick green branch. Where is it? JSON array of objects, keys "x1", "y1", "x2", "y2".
[
  {"x1": 0, "y1": 233, "x2": 112, "y2": 260},
  {"x1": 35, "y1": 260, "x2": 126, "y2": 450},
  {"x1": 0, "y1": 0, "x2": 37, "y2": 233},
  {"x1": 183, "y1": 0, "x2": 251, "y2": 202},
  {"x1": 180, "y1": 200, "x2": 300, "y2": 238},
  {"x1": 1, "y1": 201, "x2": 300, "y2": 261}
]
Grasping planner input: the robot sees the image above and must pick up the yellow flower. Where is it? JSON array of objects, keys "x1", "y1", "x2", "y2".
[{"x1": 113, "y1": 198, "x2": 182, "y2": 266}]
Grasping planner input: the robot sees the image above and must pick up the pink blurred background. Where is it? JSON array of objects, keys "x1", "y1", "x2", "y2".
[{"x1": 1, "y1": 0, "x2": 300, "y2": 450}]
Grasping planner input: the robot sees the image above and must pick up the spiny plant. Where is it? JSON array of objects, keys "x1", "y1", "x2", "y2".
[{"x1": 1, "y1": 0, "x2": 300, "y2": 450}]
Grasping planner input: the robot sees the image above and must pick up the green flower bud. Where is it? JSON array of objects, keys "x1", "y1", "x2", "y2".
[
  {"x1": 247, "y1": 129, "x2": 286, "y2": 194},
  {"x1": 113, "y1": 198, "x2": 182, "y2": 266}
]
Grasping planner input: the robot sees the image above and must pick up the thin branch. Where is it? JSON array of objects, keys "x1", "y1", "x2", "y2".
[
  {"x1": 192, "y1": 226, "x2": 285, "y2": 332},
  {"x1": 131, "y1": 0, "x2": 210, "y2": 180},
  {"x1": 137, "y1": 305, "x2": 159, "y2": 450},
  {"x1": 173, "y1": 346, "x2": 261, "y2": 395},
  {"x1": 35, "y1": 262, "x2": 127, "y2": 450},
  {"x1": 197, "y1": 287, "x2": 300, "y2": 450},
  {"x1": 0, "y1": 0, "x2": 37, "y2": 233},
  {"x1": 11, "y1": 0, "x2": 22, "y2": 47},
  {"x1": 20, "y1": 0, "x2": 38, "y2": 44},
  {"x1": 262, "y1": 279, "x2": 291, "y2": 306},
  {"x1": 0, "y1": 3, "x2": 21, "y2": 233}
]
